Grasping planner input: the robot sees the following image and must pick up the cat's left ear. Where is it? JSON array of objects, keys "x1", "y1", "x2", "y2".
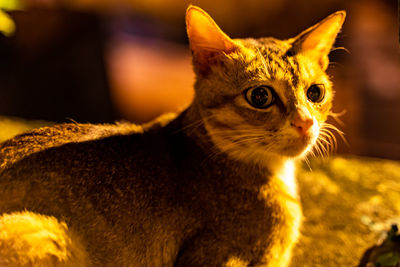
[
  {"x1": 290, "y1": 11, "x2": 346, "y2": 70},
  {"x1": 186, "y1": 5, "x2": 239, "y2": 74}
]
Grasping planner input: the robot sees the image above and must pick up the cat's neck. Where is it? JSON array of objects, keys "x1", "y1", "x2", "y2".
[
  {"x1": 162, "y1": 105, "x2": 298, "y2": 200},
  {"x1": 180, "y1": 103, "x2": 292, "y2": 178},
  {"x1": 177, "y1": 105, "x2": 298, "y2": 199}
]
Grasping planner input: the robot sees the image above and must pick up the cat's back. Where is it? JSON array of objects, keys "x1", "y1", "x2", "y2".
[
  {"x1": 0, "y1": 113, "x2": 194, "y2": 265},
  {"x1": 0, "y1": 113, "x2": 176, "y2": 171},
  {"x1": 0, "y1": 112, "x2": 188, "y2": 218}
]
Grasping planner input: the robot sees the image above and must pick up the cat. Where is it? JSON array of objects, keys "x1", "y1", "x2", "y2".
[{"x1": 0, "y1": 5, "x2": 345, "y2": 267}]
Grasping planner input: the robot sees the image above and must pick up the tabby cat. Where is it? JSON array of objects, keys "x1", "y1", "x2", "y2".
[{"x1": 0, "y1": 5, "x2": 345, "y2": 267}]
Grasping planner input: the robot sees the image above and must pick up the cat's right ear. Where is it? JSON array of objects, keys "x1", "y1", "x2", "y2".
[
  {"x1": 289, "y1": 11, "x2": 346, "y2": 70},
  {"x1": 186, "y1": 5, "x2": 238, "y2": 75}
]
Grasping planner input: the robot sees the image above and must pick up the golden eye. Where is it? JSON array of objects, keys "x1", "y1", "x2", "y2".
[
  {"x1": 307, "y1": 84, "x2": 325, "y2": 103},
  {"x1": 244, "y1": 86, "x2": 275, "y2": 109}
]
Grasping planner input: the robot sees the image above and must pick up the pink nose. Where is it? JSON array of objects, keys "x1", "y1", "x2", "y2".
[{"x1": 291, "y1": 108, "x2": 313, "y2": 135}]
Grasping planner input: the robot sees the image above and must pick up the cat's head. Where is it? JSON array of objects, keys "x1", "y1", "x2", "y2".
[{"x1": 186, "y1": 5, "x2": 345, "y2": 164}]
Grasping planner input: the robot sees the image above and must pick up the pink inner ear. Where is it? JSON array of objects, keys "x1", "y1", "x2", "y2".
[
  {"x1": 192, "y1": 50, "x2": 222, "y2": 76},
  {"x1": 186, "y1": 6, "x2": 238, "y2": 75},
  {"x1": 301, "y1": 23, "x2": 339, "y2": 55},
  {"x1": 295, "y1": 11, "x2": 345, "y2": 69},
  {"x1": 186, "y1": 6, "x2": 236, "y2": 55}
]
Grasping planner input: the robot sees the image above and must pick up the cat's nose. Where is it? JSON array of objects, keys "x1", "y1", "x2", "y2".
[{"x1": 291, "y1": 108, "x2": 313, "y2": 136}]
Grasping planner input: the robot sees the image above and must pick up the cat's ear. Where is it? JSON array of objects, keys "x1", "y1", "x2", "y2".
[
  {"x1": 290, "y1": 11, "x2": 346, "y2": 70},
  {"x1": 186, "y1": 5, "x2": 238, "y2": 74}
]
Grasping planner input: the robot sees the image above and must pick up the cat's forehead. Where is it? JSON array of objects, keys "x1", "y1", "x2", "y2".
[
  {"x1": 225, "y1": 37, "x2": 331, "y2": 109},
  {"x1": 236, "y1": 37, "x2": 311, "y2": 91},
  {"x1": 199, "y1": 36, "x2": 331, "y2": 111},
  {"x1": 242, "y1": 37, "x2": 292, "y2": 53}
]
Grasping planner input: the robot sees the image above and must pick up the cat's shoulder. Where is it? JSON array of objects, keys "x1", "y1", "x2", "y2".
[{"x1": 0, "y1": 113, "x2": 178, "y2": 170}]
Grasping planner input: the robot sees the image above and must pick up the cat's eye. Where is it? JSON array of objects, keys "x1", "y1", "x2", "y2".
[
  {"x1": 244, "y1": 86, "x2": 275, "y2": 109},
  {"x1": 307, "y1": 84, "x2": 325, "y2": 103}
]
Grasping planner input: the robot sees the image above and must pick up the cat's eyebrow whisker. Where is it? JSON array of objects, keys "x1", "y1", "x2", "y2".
[
  {"x1": 256, "y1": 47, "x2": 269, "y2": 77},
  {"x1": 327, "y1": 61, "x2": 345, "y2": 69},
  {"x1": 331, "y1": 46, "x2": 351, "y2": 54},
  {"x1": 328, "y1": 110, "x2": 346, "y2": 126}
]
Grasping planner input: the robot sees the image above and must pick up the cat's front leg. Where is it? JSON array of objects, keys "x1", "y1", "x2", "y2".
[
  {"x1": 0, "y1": 211, "x2": 89, "y2": 266},
  {"x1": 174, "y1": 230, "x2": 247, "y2": 267},
  {"x1": 173, "y1": 229, "x2": 292, "y2": 267}
]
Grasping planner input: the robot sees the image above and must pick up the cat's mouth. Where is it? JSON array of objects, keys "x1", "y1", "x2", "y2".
[
  {"x1": 300, "y1": 133, "x2": 315, "y2": 144},
  {"x1": 282, "y1": 130, "x2": 319, "y2": 157}
]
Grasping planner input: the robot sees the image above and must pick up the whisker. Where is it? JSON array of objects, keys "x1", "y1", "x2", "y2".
[
  {"x1": 204, "y1": 136, "x2": 270, "y2": 164},
  {"x1": 307, "y1": 147, "x2": 316, "y2": 158},
  {"x1": 313, "y1": 140, "x2": 324, "y2": 158},
  {"x1": 176, "y1": 114, "x2": 219, "y2": 135},
  {"x1": 328, "y1": 110, "x2": 346, "y2": 126},
  {"x1": 331, "y1": 46, "x2": 351, "y2": 54},
  {"x1": 322, "y1": 123, "x2": 345, "y2": 135},
  {"x1": 326, "y1": 130, "x2": 338, "y2": 152},
  {"x1": 211, "y1": 132, "x2": 269, "y2": 137},
  {"x1": 210, "y1": 129, "x2": 270, "y2": 134},
  {"x1": 317, "y1": 136, "x2": 332, "y2": 155},
  {"x1": 322, "y1": 123, "x2": 348, "y2": 146},
  {"x1": 319, "y1": 131, "x2": 336, "y2": 153},
  {"x1": 318, "y1": 138, "x2": 331, "y2": 159},
  {"x1": 328, "y1": 61, "x2": 345, "y2": 68},
  {"x1": 303, "y1": 155, "x2": 312, "y2": 171},
  {"x1": 256, "y1": 47, "x2": 269, "y2": 76},
  {"x1": 317, "y1": 139, "x2": 329, "y2": 157}
]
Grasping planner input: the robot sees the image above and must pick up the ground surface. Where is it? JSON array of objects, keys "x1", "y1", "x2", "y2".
[
  {"x1": 293, "y1": 157, "x2": 400, "y2": 266},
  {"x1": 1, "y1": 116, "x2": 399, "y2": 266}
]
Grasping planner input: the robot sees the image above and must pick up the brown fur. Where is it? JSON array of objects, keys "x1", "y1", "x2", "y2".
[{"x1": 0, "y1": 6, "x2": 345, "y2": 266}]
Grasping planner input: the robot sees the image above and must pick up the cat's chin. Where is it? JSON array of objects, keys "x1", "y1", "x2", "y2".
[
  {"x1": 280, "y1": 138, "x2": 315, "y2": 158},
  {"x1": 280, "y1": 148, "x2": 308, "y2": 158}
]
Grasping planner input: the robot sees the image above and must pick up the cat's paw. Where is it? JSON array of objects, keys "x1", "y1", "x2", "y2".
[{"x1": 0, "y1": 211, "x2": 89, "y2": 266}]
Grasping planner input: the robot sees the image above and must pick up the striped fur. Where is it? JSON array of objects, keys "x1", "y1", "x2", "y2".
[
  {"x1": 192, "y1": 37, "x2": 333, "y2": 166},
  {"x1": 0, "y1": 6, "x2": 345, "y2": 267}
]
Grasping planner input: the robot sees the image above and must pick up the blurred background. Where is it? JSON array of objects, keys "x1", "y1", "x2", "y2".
[{"x1": 0, "y1": 0, "x2": 399, "y2": 159}]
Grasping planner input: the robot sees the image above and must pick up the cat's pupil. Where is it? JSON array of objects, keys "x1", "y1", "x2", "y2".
[
  {"x1": 251, "y1": 87, "x2": 269, "y2": 107},
  {"x1": 307, "y1": 84, "x2": 325, "y2": 103},
  {"x1": 244, "y1": 86, "x2": 275, "y2": 109}
]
